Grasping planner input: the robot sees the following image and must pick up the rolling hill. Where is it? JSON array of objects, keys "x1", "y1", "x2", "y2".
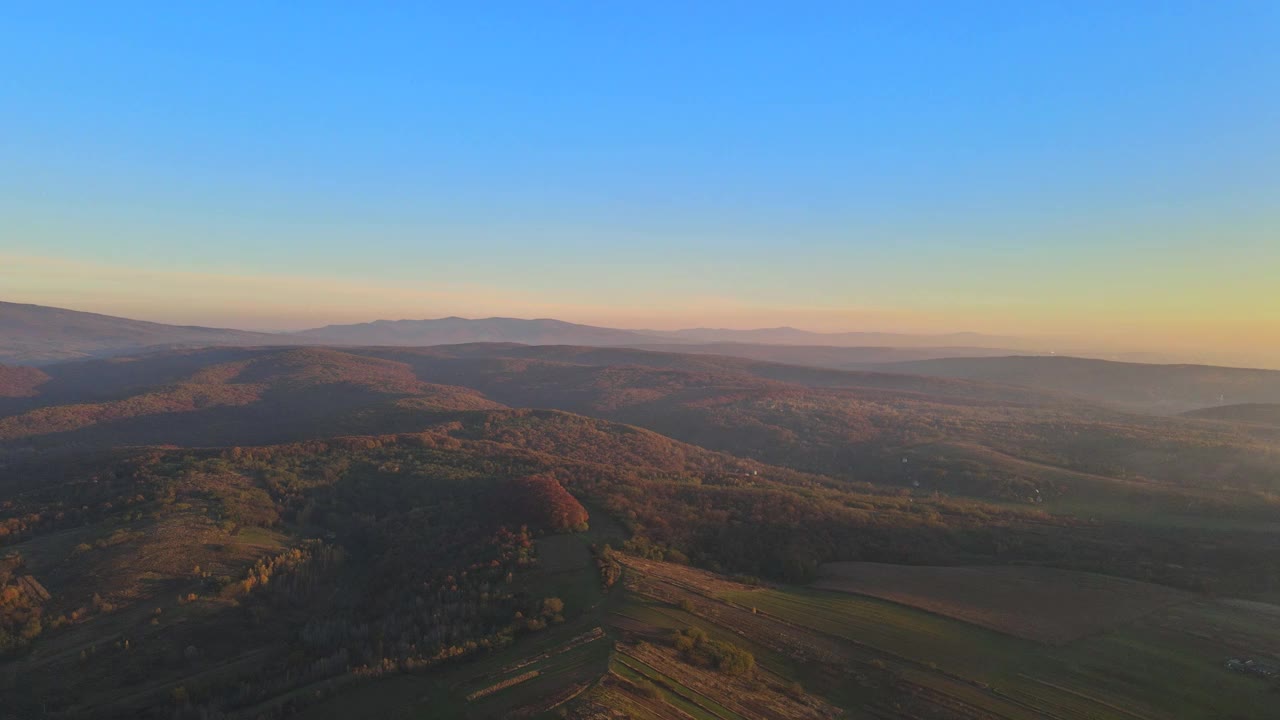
[
  {"x1": 626, "y1": 341, "x2": 1036, "y2": 366},
  {"x1": 0, "y1": 347, "x2": 506, "y2": 449},
  {"x1": 288, "y1": 316, "x2": 656, "y2": 347},
  {"x1": 873, "y1": 355, "x2": 1280, "y2": 414},
  {"x1": 3, "y1": 388, "x2": 1278, "y2": 718},
  {"x1": 356, "y1": 343, "x2": 1070, "y2": 405},
  {"x1": 352, "y1": 345, "x2": 1280, "y2": 503},
  {"x1": 643, "y1": 326, "x2": 1026, "y2": 348},
  {"x1": 3, "y1": 341, "x2": 1280, "y2": 719},
  {"x1": 1182, "y1": 402, "x2": 1280, "y2": 427},
  {"x1": 0, "y1": 364, "x2": 49, "y2": 397},
  {"x1": 6, "y1": 343, "x2": 1278, "y2": 517},
  {"x1": 0, "y1": 301, "x2": 278, "y2": 365}
]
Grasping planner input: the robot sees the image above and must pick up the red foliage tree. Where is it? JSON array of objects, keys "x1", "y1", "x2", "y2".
[{"x1": 507, "y1": 474, "x2": 589, "y2": 533}]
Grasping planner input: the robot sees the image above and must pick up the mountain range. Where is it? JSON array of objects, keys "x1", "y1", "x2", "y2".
[
  {"x1": 642, "y1": 326, "x2": 1027, "y2": 347},
  {"x1": 5, "y1": 309, "x2": 1280, "y2": 719},
  {"x1": 291, "y1": 315, "x2": 654, "y2": 347},
  {"x1": 8, "y1": 300, "x2": 1280, "y2": 415},
  {"x1": 3, "y1": 301, "x2": 1031, "y2": 364}
]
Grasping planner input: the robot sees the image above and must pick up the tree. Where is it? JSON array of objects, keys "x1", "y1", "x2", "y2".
[{"x1": 508, "y1": 476, "x2": 589, "y2": 533}]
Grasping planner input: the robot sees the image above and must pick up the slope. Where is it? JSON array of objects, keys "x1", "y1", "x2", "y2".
[
  {"x1": 874, "y1": 355, "x2": 1280, "y2": 414},
  {"x1": 0, "y1": 301, "x2": 279, "y2": 365},
  {"x1": 0, "y1": 347, "x2": 504, "y2": 449},
  {"x1": 348, "y1": 345, "x2": 1280, "y2": 506},
  {"x1": 288, "y1": 316, "x2": 655, "y2": 346},
  {"x1": 1182, "y1": 403, "x2": 1280, "y2": 427}
]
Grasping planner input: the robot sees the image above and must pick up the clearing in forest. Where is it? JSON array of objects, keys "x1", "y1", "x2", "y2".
[{"x1": 813, "y1": 562, "x2": 1191, "y2": 643}]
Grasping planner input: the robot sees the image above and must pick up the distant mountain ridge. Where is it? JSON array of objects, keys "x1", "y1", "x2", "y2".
[
  {"x1": 291, "y1": 315, "x2": 654, "y2": 347},
  {"x1": 644, "y1": 326, "x2": 1027, "y2": 348},
  {"x1": 8, "y1": 302, "x2": 1276, "y2": 412},
  {"x1": 1, "y1": 301, "x2": 1028, "y2": 365},
  {"x1": 627, "y1": 342, "x2": 1038, "y2": 367},
  {"x1": 0, "y1": 301, "x2": 277, "y2": 364}
]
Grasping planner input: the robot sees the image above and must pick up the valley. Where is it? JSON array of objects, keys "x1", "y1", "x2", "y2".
[{"x1": 1, "y1": 336, "x2": 1278, "y2": 718}]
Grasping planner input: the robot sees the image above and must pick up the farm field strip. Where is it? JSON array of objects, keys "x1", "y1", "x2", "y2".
[
  {"x1": 621, "y1": 565, "x2": 1032, "y2": 719},
  {"x1": 889, "y1": 667, "x2": 1045, "y2": 720},
  {"x1": 632, "y1": 636, "x2": 845, "y2": 720},
  {"x1": 465, "y1": 670, "x2": 540, "y2": 702},
  {"x1": 619, "y1": 564, "x2": 997, "y2": 717},
  {"x1": 465, "y1": 637, "x2": 613, "y2": 718},
  {"x1": 722, "y1": 587, "x2": 1028, "y2": 673},
  {"x1": 476, "y1": 625, "x2": 606, "y2": 682},
  {"x1": 731, "y1": 588, "x2": 1125, "y2": 720},
  {"x1": 586, "y1": 676, "x2": 691, "y2": 720},
  {"x1": 612, "y1": 653, "x2": 732, "y2": 720},
  {"x1": 745, "y1": 588, "x2": 1146, "y2": 720},
  {"x1": 724, "y1": 584, "x2": 1280, "y2": 720},
  {"x1": 1031, "y1": 622, "x2": 1276, "y2": 720},
  {"x1": 1014, "y1": 674, "x2": 1152, "y2": 720},
  {"x1": 624, "y1": 568, "x2": 863, "y2": 667},
  {"x1": 812, "y1": 562, "x2": 1191, "y2": 643},
  {"x1": 612, "y1": 600, "x2": 799, "y2": 675}
]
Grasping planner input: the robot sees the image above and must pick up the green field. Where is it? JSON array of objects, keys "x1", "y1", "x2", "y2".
[{"x1": 723, "y1": 586, "x2": 1276, "y2": 720}]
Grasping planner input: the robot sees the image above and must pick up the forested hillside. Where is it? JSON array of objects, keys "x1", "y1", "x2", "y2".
[
  {"x1": 874, "y1": 356, "x2": 1280, "y2": 413},
  {"x1": 1183, "y1": 402, "x2": 1280, "y2": 427},
  {"x1": 2, "y1": 343, "x2": 1279, "y2": 718}
]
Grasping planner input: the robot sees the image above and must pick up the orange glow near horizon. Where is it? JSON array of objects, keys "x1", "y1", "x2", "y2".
[{"x1": 4, "y1": 253, "x2": 1278, "y2": 369}]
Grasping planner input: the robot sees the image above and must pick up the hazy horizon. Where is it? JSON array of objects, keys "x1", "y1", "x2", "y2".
[
  {"x1": 7, "y1": 294, "x2": 1280, "y2": 370},
  {"x1": 3, "y1": 4, "x2": 1277, "y2": 365}
]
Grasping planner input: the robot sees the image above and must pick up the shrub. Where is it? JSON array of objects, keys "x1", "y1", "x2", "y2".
[{"x1": 671, "y1": 627, "x2": 754, "y2": 676}]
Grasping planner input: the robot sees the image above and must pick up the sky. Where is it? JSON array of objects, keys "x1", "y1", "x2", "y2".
[{"x1": 2, "y1": 3, "x2": 1278, "y2": 362}]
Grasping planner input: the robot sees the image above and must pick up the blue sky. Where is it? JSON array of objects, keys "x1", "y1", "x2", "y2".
[{"x1": 2, "y1": 3, "x2": 1277, "y2": 359}]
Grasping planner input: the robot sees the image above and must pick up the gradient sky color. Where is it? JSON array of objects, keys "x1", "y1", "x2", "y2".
[{"x1": 2, "y1": 3, "x2": 1278, "y2": 362}]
